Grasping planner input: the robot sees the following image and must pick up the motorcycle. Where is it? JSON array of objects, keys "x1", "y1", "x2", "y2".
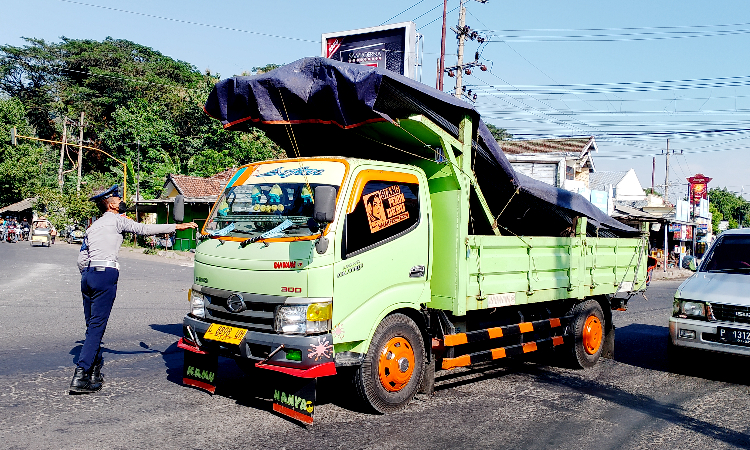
[
  {"x1": 66, "y1": 224, "x2": 85, "y2": 245},
  {"x1": 21, "y1": 225, "x2": 30, "y2": 241},
  {"x1": 6, "y1": 224, "x2": 18, "y2": 243}
]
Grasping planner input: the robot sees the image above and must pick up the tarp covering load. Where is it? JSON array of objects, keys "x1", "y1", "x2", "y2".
[{"x1": 204, "y1": 57, "x2": 636, "y2": 237}]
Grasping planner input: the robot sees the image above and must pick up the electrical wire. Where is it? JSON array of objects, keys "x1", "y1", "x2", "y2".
[
  {"x1": 59, "y1": 0, "x2": 318, "y2": 43},
  {"x1": 381, "y1": 0, "x2": 427, "y2": 25}
]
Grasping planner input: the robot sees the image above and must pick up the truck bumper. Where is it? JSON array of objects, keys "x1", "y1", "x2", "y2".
[
  {"x1": 669, "y1": 317, "x2": 750, "y2": 357},
  {"x1": 182, "y1": 315, "x2": 335, "y2": 375}
]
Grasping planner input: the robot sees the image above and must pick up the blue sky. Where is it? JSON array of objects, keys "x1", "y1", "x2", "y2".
[{"x1": 3, "y1": 0, "x2": 750, "y2": 198}]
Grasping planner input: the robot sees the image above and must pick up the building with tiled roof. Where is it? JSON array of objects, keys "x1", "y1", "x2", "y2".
[
  {"x1": 500, "y1": 137, "x2": 597, "y2": 190},
  {"x1": 590, "y1": 169, "x2": 646, "y2": 202},
  {"x1": 161, "y1": 169, "x2": 234, "y2": 200}
]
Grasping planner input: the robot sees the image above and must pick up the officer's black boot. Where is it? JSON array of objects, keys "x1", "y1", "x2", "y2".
[
  {"x1": 91, "y1": 362, "x2": 104, "y2": 385},
  {"x1": 69, "y1": 366, "x2": 102, "y2": 394}
]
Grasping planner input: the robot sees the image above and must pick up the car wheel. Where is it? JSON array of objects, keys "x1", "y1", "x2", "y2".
[
  {"x1": 353, "y1": 313, "x2": 425, "y2": 413},
  {"x1": 566, "y1": 300, "x2": 605, "y2": 369}
]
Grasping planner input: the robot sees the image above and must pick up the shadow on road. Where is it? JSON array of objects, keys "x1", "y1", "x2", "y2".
[
  {"x1": 149, "y1": 323, "x2": 183, "y2": 337},
  {"x1": 615, "y1": 323, "x2": 750, "y2": 385}
]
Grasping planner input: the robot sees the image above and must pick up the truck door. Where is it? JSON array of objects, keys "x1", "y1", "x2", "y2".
[{"x1": 331, "y1": 169, "x2": 429, "y2": 344}]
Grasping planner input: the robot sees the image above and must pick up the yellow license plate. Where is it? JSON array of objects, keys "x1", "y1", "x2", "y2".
[{"x1": 203, "y1": 323, "x2": 248, "y2": 345}]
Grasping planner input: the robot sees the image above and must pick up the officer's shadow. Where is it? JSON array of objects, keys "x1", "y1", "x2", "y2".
[{"x1": 70, "y1": 340, "x2": 163, "y2": 366}]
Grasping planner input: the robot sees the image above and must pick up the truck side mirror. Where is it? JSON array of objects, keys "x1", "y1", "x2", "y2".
[
  {"x1": 313, "y1": 186, "x2": 336, "y2": 224},
  {"x1": 173, "y1": 195, "x2": 185, "y2": 223}
]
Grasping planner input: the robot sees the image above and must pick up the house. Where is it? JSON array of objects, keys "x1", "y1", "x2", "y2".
[
  {"x1": 500, "y1": 137, "x2": 597, "y2": 190},
  {"x1": 134, "y1": 169, "x2": 234, "y2": 250},
  {"x1": 589, "y1": 169, "x2": 646, "y2": 202}
]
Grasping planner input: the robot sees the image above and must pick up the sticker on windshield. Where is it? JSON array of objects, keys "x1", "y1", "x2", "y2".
[
  {"x1": 363, "y1": 185, "x2": 409, "y2": 233},
  {"x1": 253, "y1": 166, "x2": 324, "y2": 178}
]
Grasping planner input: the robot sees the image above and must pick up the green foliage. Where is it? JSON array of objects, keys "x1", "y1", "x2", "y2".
[
  {"x1": 485, "y1": 123, "x2": 513, "y2": 141},
  {"x1": 33, "y1": 187, "x2": 98, "y2": 231},
  {"x1": 0, "y1": 37, "x2": 282, "y2": 212},
  {"x1": 251, "y1": 64, "x2": 282, "y2": 75},
  {"x1": 709, "y1": 203, "x2": 723, "y2": 234},
  {"x1": 709, "y1": 188, "x2": 750, "y2": 229}
]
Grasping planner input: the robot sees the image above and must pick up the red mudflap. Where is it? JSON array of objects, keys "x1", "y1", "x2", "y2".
[
  {"x1": 255, "y1": 361, "x2": 336, "y2": 378},
  {"x1": 177, "y1": 337, "x2": 207, "y2": 355}
]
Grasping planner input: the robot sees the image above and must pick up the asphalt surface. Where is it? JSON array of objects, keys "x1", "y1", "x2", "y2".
[{"x1": 1, "y1": 240, "x2": 749, "y2": 449}]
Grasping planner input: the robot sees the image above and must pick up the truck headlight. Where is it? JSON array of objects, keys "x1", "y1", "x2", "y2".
[
  {"x1": 274, "y1": 302, "x2": 332, "y2": 335},
  {"x1": 188, "y1": 289, "x2": 205, "y2": 318},
  {"x1": 673, "y1": 299, "x2": 705, "y2": 318}
]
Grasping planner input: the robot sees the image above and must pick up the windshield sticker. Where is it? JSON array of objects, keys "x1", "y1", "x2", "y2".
[
  {"x1": 363, "y1": 185, "x2": 409, "y2": 233},
  {"x1": 254, "y1": 166, "x2": 324, "y2": 178}
]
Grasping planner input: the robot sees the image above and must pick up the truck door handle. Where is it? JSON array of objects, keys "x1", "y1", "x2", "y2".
[{"x1": 409, "y1": 265, "x2": 425, "y2": 278}]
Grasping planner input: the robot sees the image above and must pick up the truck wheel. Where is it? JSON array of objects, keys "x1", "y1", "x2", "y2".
[
  {"x1": 354, "y1": 313, "x2": 425, "y2": 413},
  {"x1": 567, "y1": 300, "x2": 605, "y2": 369}
]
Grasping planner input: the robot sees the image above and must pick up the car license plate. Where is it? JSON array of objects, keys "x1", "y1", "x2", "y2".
[
  {"x1": 718, "y1": 327, "x2": 750, "y2": 346},
  {"x1": 203, "y1": 323, "x2": 247, "y2": 345}
]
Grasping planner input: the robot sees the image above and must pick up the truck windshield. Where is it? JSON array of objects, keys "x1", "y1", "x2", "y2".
[
  {"x1": 701, "y1": 235, "x2": 750, "y2": 273},
  {"x1": 203, "y1": 160, "x2": 347, "y2": 240}
]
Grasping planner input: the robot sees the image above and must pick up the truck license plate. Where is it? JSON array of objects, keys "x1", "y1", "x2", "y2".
[
  {"x1": 203, "y1": 323, "x2": 247, "y2": 345},
  {"x1": 718, "y1": 327, "x2": 750, "y2": 346}
]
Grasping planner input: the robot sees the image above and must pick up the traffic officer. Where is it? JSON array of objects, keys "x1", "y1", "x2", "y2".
[{"x1": 70, "y1": 185, "x2": 198, "y2": 394}]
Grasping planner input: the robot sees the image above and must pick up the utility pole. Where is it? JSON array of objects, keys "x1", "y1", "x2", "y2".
[
  {"x1": 454, "y1": 0, "x2": 467, "y2": 97},
  {"x1": 136, "y1": 140, "x2": 140, "y2": 222},
  {"x1": 437, "y1": 0, "x2": 447, "y2": 91},
  {"x1": 58, "y1": 119, "x2": 67, "y2": 191},
  {"x1": 76, "y1": 112, "x2": 85, "y2": 192},
  {"x1": 663, "y1": 138, "x2": 670, "y2": 272}
]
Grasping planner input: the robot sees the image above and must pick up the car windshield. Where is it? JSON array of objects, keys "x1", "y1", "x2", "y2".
[
  {"x1": 701, "y1": 235, "x2": 750, "y2": 273},
  {"x1": 203, "y1": 161, "x2": 346, "y2": 240}
]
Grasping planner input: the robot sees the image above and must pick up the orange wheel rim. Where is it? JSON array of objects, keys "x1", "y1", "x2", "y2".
[
  {"x1": 582, "y1": 316, "x2": 603, "y2": 355},
  {"x1": 378, "y1": 337, "x2": 415, "y2": 392}
]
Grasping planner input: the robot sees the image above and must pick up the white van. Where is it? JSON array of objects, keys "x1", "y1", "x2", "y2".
[{"x1": 669, "y1": 229, "x2": 750, "y2": 356}]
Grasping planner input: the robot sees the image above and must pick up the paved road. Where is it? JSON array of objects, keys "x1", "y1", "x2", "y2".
[{"x1": 1, "y1": 241, "x2": 749, "y2": 449}]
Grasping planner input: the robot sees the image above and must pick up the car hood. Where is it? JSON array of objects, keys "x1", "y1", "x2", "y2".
[{"x1": 677, "y1": 272, "x2": 750, "y2": 305}]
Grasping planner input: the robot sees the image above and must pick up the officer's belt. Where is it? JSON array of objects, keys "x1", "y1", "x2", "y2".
[{"x1": 89, "y1": 260, "x2": 120, "y2": 270}]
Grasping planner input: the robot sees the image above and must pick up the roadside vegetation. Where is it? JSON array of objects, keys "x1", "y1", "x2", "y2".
[{"x1": 0, "y1": 36, "x2": 283, "y2": 230}]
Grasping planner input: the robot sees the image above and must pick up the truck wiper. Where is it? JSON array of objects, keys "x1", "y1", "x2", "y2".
[{"x1": 240, "y1": 219, "x2": 294, "y2": 248}]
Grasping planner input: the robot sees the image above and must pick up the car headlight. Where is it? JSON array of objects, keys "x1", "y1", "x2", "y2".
[
  {"x1": 673, "y1": 299, "x2": 705, "y2": 318},
  {"x1": 188, "y1": 289, "x2": 205, "y2": 318},
  {"x1": 274, "y1": 302, "x2": 332, "y2": 335}
]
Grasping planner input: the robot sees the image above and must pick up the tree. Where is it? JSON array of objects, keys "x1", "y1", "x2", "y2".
[
  {"x1": 709, "y1": 188, "x2": 749, "y2": 229},
  {"x1": 485, "y1": 123, "x2": 513, "y2": 141}
]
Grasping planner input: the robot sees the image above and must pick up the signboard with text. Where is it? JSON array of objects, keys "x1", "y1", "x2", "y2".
[
  {"x1": 687, "y1": 174, "x2": 712, "y2": 205},
  {"x1": 322, "y1": 22, "x2": 417, "y2": 79}
]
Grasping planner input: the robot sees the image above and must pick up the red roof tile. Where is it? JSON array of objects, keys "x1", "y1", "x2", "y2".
[{"x1": 166, "y1": 169, "x2": 234, "y2": 198}]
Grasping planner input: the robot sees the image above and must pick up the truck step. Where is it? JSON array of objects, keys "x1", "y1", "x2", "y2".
[
  {"x1": 440, "y1": 317, "x2": 569, "y2": 347},
  {"x1": 441, "y1": 335, "x2": 566, "y2": 370}
]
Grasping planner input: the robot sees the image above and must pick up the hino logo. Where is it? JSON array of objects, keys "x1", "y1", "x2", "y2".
[
  {"x1": 736, "y1": 311, "x2": 750, "y2": 318},
  {"x1": 226, "y1": 293, "x2": 246, "y2": 313}
]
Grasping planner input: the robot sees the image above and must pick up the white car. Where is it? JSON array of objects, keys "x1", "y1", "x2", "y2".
[{"x1": 669, "y1": 229, "x2": 750, "y2": 356}]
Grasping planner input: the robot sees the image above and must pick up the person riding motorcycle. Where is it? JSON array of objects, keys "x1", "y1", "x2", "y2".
[{"x1": 20, "y1": 218, "x2": 30, "y2": 241}]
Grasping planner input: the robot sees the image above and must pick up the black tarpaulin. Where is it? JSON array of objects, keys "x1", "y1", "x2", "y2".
[{"x1": 204, "y1": 57, "x2": 636, "y2": 237}]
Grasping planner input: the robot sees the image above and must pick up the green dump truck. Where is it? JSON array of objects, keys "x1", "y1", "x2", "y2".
[{"x1": 178, "y1": 58, "x2": 650, "y2": 423}]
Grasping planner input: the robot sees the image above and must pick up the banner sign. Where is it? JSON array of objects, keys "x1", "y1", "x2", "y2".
[
  {"x1": 687, "y1": 174, "x2": 712, "y2": 205},
  {"x1": 322, "y1": 22, "x2": 417, "y2": 79}
]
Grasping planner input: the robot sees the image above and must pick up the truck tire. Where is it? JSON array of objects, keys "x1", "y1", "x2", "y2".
[
  {"x1": 567, "y1": 300, "x2": 605, "y2": 369},
  {"x1": 354, "y1": 313, "x2": 425, "y2": 413}
]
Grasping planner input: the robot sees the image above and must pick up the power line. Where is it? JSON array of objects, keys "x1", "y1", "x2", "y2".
[
  {"x1": 59, "y1": 0, "x2": 318, "y2": 43},
  {"x1": 485, "y1": 28, "x2": 750, "y2": 43},
  {"x1": 380, "y1": 0, "x2": 427, "y2": 25}
]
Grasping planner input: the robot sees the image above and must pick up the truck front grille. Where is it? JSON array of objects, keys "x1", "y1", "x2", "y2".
[
  {"x1": 200, "y1": 286, "x2": 286, "y2": 333},
  {"x1": 711, "y1": 303, "x2": 750, "y2": 325}
]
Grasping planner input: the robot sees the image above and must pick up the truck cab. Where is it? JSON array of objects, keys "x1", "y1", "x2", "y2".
[{"x1": 184, "y1": 157, "x2": 431, "y2": 379}]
